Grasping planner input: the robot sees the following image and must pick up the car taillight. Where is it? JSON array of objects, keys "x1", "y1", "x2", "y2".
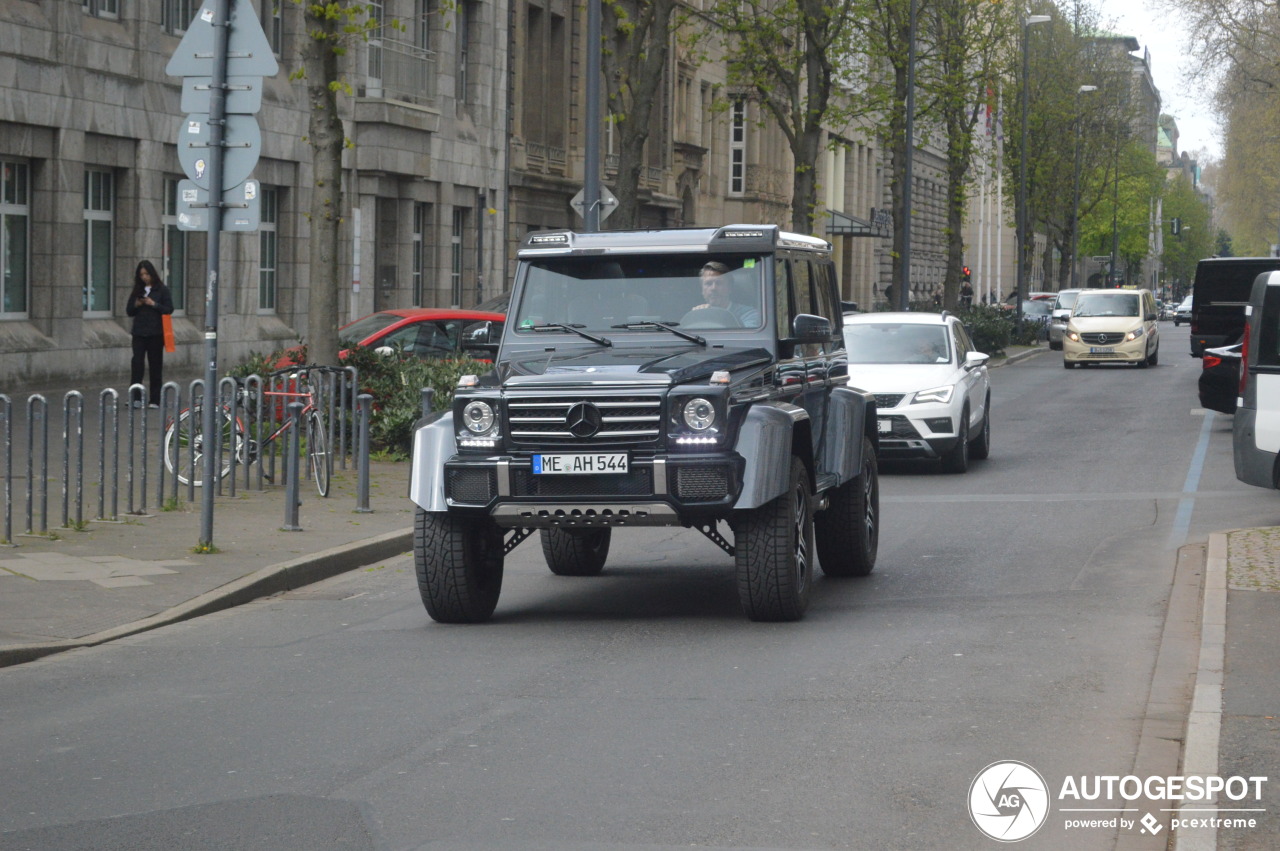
[
  {"x1": 1203, "y1": 354, "x2": 1222, "y2": 369},
  {"x1": 1240, "y1": 323, "x2": 1250, "y2": 395}
]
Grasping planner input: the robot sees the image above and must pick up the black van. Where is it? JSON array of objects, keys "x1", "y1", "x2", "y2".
[{"x1": 1189, "y1": 257, "x2": 1280, "y2": 356}]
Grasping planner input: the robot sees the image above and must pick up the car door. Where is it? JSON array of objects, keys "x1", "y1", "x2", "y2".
[{"x1": 951, "y1": 321, "x2": 987, "y2": 430}]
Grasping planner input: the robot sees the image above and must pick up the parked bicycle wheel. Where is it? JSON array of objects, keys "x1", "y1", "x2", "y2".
[
  {"x1": 163, "y1": 407, "x2": 246, "y2": 486},
  {"x1": 307, "y1": 410, "x2": 331, "y2": 497}
]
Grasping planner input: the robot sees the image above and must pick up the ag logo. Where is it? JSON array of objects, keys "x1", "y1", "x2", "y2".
[{"x1": 968, "y1": 761, "x2": 1050, "y2": 842}]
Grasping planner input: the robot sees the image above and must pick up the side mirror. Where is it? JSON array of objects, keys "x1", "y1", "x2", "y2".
[
  {"x1": 1145, "y1": 313, "x2": 1157, "y2": 321},
  {"x1": 965, "y1": 351, "x2": 990, "y2": 369},
  {"x1": 791, "y1": 313, "x2": 832, "y2": 343}
]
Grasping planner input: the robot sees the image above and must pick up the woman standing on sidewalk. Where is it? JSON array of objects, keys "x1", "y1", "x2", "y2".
[{"x1": 125, "y1": 260, "x2": 173, "y2": 407}]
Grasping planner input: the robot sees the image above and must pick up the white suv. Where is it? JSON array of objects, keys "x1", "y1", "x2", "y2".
[{"x1": 843, "y1": 312, "x2": 991, "y2": 473}]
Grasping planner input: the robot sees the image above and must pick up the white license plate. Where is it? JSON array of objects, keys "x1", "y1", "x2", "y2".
[
  {"x1": 1089, "y1": 346, "x2": 1115, "y2": 354},
  {"x1": 533, "y1": 453, "x2": 629, "y2": 475},
  {"x1": 878, "y1": 418, "x2": 891, "y2": 434}
]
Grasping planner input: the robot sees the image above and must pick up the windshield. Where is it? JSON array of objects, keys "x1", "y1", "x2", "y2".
[
  {"x1": 843, "y1": 323, "x2": 952, "y2": 364},
  {"x1": 340, "y1": 313, "x2": 401, "y2": 343},
  {"x1": 1054, "y1": 291, "x2": 1079, "y2": 310},
  {"x1": 1072, "y1": 292, "x2": 1140, "y2": 318},
  {"x1": 513, "y1": 255, "x2": 766, "y2": 333},
  {"x1": 1022, "y1": 300, "x2": 1052, "y2": 316}
]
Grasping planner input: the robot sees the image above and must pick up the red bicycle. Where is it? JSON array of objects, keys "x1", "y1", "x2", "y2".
[{"x1": 162, "y1": 367, "x2": 332, "y2": 497}]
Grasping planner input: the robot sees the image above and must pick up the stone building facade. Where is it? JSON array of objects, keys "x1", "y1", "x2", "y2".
[{"x1": 1, "y1": 0, "x2": 924, "y2": 388}]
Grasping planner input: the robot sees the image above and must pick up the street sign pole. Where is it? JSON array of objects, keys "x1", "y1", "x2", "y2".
[{"x1": 198, "y1": 0, "x2": 231, "y2": 549}]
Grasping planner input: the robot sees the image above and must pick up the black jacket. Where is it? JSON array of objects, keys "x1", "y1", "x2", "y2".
[{"x1": 126, "y1": 283, "x2": 174, "y2": 337}]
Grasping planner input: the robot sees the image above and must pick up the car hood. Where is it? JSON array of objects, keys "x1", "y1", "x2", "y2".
[
  {"x1": 1068, "y1": 316, "x2": 1143, "y2": 333},
  {"x1": 496, "y1": 345, "x2": 774, "y2": 387},
  {"x1": 846, "y1": 363, "x2": 963, "y2": 393}
]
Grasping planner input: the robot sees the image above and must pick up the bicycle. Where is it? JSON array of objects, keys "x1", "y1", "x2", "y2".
[{"x1": 162, "y1": 366, "x2": 333, "y2": 497}]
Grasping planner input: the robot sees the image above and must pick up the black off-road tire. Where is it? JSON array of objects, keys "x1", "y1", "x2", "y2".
[
  {"x1": 940, "y1": 408, "x2": 970, "y2": 473},
  {"x1": 815, "y1": 437, "x2": 878, "y2": 578},
  {"x1": 969, "y1": 394, "x2": 991, "y2": 461},
  {"x1": 733, "y1": 456, "x2": 813, "y2": 621},
  {"x1": 540, "y1": 527, "x2": 611, "y2": 576},
  {"x1": 414, "y1": 508, "x2": 504, "y2": 623}
]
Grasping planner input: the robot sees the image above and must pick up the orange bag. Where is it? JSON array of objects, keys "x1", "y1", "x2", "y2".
[{"x1": 161, "y1": 313, "x2": 176, "y2": 353}]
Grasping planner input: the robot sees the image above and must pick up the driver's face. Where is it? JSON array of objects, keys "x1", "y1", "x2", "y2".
[{"x1": 701, "y1": 274, "x2": 731, "y2": 307}]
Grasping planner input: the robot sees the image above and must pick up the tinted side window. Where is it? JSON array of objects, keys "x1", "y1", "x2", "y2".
[
  {"x1": 774, "y1": 257, "x2": 791, "y2": 339},
  {"x1": 811, "y1": 261, "x2": 839, "y2": 326},
  {"x1": 1256, "y1": 287, "x2": 1280, "y2": 367}
]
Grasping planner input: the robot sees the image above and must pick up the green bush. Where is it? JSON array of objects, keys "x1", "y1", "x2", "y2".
[{"x1": 954, "y1": 305, "x2": 1011, "y2": 356}]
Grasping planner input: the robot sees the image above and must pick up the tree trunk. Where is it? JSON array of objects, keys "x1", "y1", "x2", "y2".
[
  {"x1": 604, "y1": 0, "x2": 676, "y2": 230},
  {"x1": 300, "y1": 10, "x2": 345, "y2": 367}
]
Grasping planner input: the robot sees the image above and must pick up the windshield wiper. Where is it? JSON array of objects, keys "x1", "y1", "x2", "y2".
[
  {"x1": 610, "y1": 320, "x2": 706, "y2": 346},
  {"x1": 528, "y1": 323, "x2": 612, "y2": 347}
]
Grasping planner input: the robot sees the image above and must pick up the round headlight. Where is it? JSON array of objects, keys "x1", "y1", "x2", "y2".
[
  {"x1": 462, "y1": 400, "x2": 495, "y2": 433},
  {"x1": 682, "y1": 397, "x2": 716, "y2": 431}
]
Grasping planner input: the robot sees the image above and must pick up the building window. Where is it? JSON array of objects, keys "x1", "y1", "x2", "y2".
[
  {"x1": 729, "y1": 97, "x2": 746, "y2": 195},
  {"x1": 456, "y1": 1, "x2": 473, "y2": 103},
  {"x1": 450, "y1": 207, "x2": 464, "y2": 306},
  {"x1": 367, "y1": 0, "x2": 384, "y2": 92},
  {"x1": 412, "y1": 203, "x2": 431, "y2": 306},
  {"x1": 162, "y1": 178, "x2": 188, "y2": 313},
  {"x1": 83, "y1": 169, "x2": 114, "y2": 315},
  {"x1": 264, "y1": 0, "x2": 282, "y2": 54},
  {"x1": 416, "y1": 0, "x2": 433, "y2": 51},
  {"x1": 163, "y1": 0, "x2": 198, "y2": 34},
  {"x1": 258, "y1": 187, "x2": 278, "y2": 312},
  {"x1": 1, "y1": 161, "x2": 30, "y2": 318},
  {"x1": 83, "y1": 0, "x2": 119, "y2": 20}
]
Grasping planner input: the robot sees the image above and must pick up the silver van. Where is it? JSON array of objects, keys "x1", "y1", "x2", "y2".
[{"x1": 1232, "y1": 270, "x2": 1280, "y2": 489}]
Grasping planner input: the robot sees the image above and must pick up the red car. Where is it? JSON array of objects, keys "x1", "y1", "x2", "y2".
[{"x1": 277, "y1": 308, "x2": 505, "y2": 367}]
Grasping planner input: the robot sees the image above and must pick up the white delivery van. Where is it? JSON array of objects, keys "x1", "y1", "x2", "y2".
[{"x1": 1232, "y1": 270, "x2": 1280, "y2": 489}]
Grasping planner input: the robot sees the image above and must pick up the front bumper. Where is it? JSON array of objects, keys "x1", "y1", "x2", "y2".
[
  {"x1": 442, "y1": 452, "x2": 744, "y2": 527},
  {"x1": 1063, "y1": 335, "x2": 1147, "y2": 363},
  {"x1": 874, "y1": 404, "x2": 961, "y2": 459}
]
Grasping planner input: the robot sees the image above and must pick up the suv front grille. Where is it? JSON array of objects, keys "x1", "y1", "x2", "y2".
[
  {"x1": 874, "y1": 393, "x2": 905, "y2": 409},
  {"x1": 881, "y1": 416, "x2": 921, "y2": 439},
  {"x1": 1081, "y1": 332, "x2": 1126, "y2": 345},
  {"x1": 507, "y1": 395, "x2": 663, "y2": 447}
]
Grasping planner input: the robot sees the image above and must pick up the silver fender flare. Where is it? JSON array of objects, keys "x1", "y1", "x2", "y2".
[
  {"x1": 409, "y1": 413, "x2": 455, "y2": 511},
  {"x1": 732, "y1": 403, "x2": 805, "y2": 511}
]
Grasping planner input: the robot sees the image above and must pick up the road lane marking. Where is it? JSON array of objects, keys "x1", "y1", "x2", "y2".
[{"x1": 1167, "y1": 411, "x2": 1216, "y2": 549}]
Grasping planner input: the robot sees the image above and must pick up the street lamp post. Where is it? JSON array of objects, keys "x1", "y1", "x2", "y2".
[
  {"x1": 1070, "y1": 85, "x2": 1098, "y2": 289},
  {"x1": 1016, "y1": 14, "x2": 1051, "y2": 331}
]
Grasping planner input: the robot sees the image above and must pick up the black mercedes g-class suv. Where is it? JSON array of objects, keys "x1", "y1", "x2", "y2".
[{"x1": 409, "y1": 225, "x2": 881, "y2": 622}]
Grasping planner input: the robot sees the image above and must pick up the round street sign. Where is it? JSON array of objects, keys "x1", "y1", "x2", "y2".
[{"x1": 177, "y1": 113, "x2": 262, "y2": 191}]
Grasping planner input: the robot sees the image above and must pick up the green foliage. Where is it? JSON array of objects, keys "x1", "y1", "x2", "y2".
[
  {"x1": 954, "y1": 304, "x2": 1012, "y2": 355},
  {"x1": 344, "y1": 345, "x2": 491, "y2": 454}
]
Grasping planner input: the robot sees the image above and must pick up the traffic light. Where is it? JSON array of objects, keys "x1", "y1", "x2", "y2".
[
  {"x1": 962, "y1": 266, "x2": 972, "y2": 281},
  {"x1": 1171, "y1": 217, "x2": 1182, "y2": 236}
]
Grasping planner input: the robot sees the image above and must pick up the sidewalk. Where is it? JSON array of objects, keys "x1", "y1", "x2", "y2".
[{"x1": 0, "y1": 460, "x2": 414, "y2": 668}]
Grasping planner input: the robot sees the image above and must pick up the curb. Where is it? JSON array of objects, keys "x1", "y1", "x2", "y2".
[
  {"x1": 0, "y1": 527, "x2": 413, "y2": 669},
  {"x1": 1173, "y1": 531, "x2": 1229, "y2": 851}
]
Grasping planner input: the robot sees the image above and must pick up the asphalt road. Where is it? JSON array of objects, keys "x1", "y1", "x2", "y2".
[{"x1": 1, "y1": 324, "x2": 1276, "y2": 851}]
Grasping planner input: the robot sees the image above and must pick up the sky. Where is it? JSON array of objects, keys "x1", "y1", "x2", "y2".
[{"x1": 1106, "y1": 0, "x2": 1223, "y2": 160}]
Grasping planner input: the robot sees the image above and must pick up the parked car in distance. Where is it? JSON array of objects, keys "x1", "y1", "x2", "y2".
[
  {"x1": 1199, "y1": 343, "x2": 1242, "y2": 414},
  {"x1": 1173, "y1": 295, "x2": 1193, "y2": 325},
  {"x1": 1233, "y1": 270, "x2": 1280, "y2": 489},
  {"x1": 1020, "y1": 299, "x2": 1053, "y2": 341},
  {"x1": 1048, "y1": 288, "x2": 1082, "y2": 351},
  {"x1": 275, "y1": 308, "x2": 506, "y2": 368},
  {"x1": 1062, "y1": 288, "x2": 1161, "y2": 368},
  {"x1": 843, "y1": 311, "x2": 991, "y2": 473}
]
